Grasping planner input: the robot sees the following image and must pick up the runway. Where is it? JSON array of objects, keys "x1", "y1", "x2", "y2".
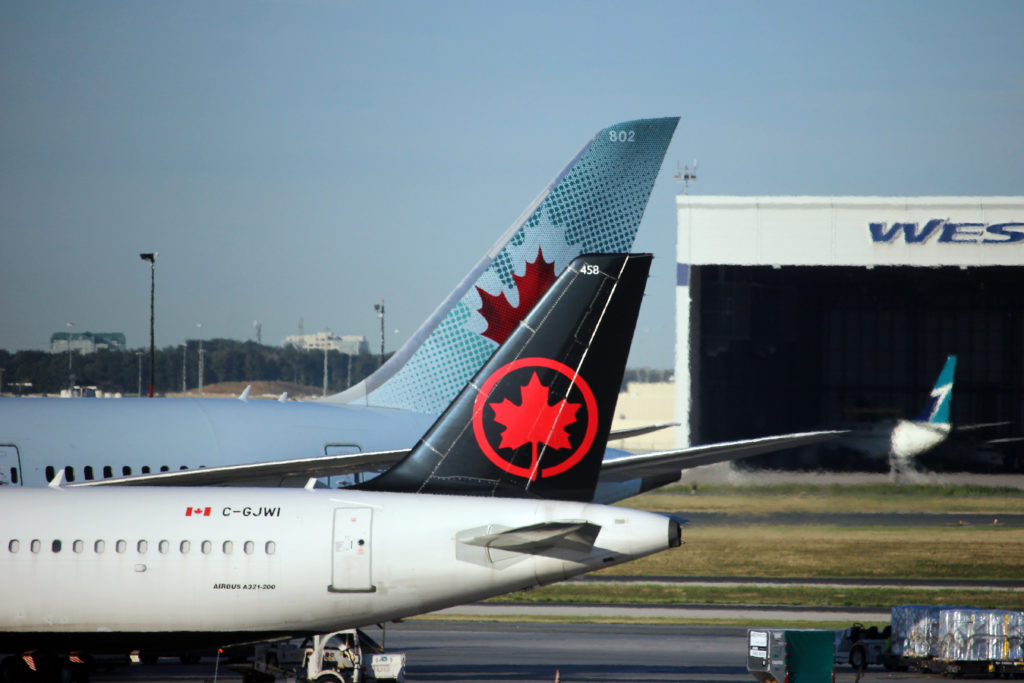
[{"x1": 79, "y1": 622, "x2": 947, "y2": 683}]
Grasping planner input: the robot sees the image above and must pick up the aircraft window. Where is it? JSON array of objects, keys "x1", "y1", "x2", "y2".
[
  {"x1": 51, "y1": 540, "x2": 62, "y2": 553},
  {"x1": 160, "y1": 465, "x2": 169, "y2": 472},
  {"x1": 122, "y1": 466, "x2": 132, "y2": 476},
  {"x1": 265, "y1": 541, "x2": 276, "y2": 555},
  {"x1": 137, "y1": 540, "x2": 148, "y2": 554},
  {"x1": 30, "y1": 540, "x2": 41, "y2": 553},
  {"x1": 158, "y1": 540, "x2": 169, "y2": 554},
  {"x1": 244, "y1": 541, "x2": 254, "y2": 555},
  {"x1": 222, "y1": 541, "x2": 233, "y2": 554},
  {"x1": 179, "y1": 466, "x2": 188, "y2": 470},
  {"x1": 142, "y1": 466, "x2": 151, "y2": 474},
  {"x1": 73, "y1": 540, "x2": 84, "y2": 553},
  {"x1": 103, "y1": 466, "x2": 113, "y2": 478},
  {"x1": 8, "y1": 540, "x2": 18, "y2": 553},
  {"x1": 201, "y1": 540, "x2": 212, "y2": 554},
  {"x1": 95, "y1": 540, "x2": 105, "y2": 553},
  {"x1": 84, "y1": 466, "x2": 94, "y2": 481},
  {"x1": 116, "y1": 540, "x2": 127, "y2": 553},
  {"x1": 180, "y1": 540, "x2": 191, "y2": 554},
  {"x1": 64, "y1": 466, "x2": 75, "y2": 483},
  {"x1": 45, "y1": 466, "x2": 55, "y2": 482}
]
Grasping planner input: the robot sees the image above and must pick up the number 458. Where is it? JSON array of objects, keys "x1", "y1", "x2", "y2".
[{"x1": 581, "y1": 264, "x2": 601, "y2": 275}]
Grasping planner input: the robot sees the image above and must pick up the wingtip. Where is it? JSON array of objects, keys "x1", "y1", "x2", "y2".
[{"x1": 48, "y1": 469, "x2": 66, "y2": 489}]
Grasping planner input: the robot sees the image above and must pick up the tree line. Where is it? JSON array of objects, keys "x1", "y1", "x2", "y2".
[{"x1": 0, "y1": 340, "x2": 385, "y2": 396}]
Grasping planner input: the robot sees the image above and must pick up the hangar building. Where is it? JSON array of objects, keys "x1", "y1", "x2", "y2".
[{"x1": 675, "y1": 197, "x2": 1024, "y2": 472}]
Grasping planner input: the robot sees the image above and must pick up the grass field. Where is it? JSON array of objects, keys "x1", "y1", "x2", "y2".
[
  {"x1": 604, "y1": 524, "x2": 1024, "y2": 580},
  {"x1": 491, "y1": 583, "x2": 1024, "y2": 611},
  {"x1": 487, "y1": 484, "x2": 1024, "y2": 616},
  {"x1": 625, "y1": 483, "x2": 1024, "y2": 515}
]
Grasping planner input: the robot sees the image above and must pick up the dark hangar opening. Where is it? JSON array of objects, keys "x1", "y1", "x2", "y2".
[{"x1": 691, "y1": 265, "x2": 1024, "y2": 473}]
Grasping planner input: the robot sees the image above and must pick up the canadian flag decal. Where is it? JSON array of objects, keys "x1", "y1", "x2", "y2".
[{"x1": 186, "y1": 507, "x2": 211, "y2": 517}]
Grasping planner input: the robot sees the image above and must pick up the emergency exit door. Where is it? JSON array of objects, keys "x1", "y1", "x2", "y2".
[{"x1": 329, "y1": 507, "x2": 374, "y2": 592}]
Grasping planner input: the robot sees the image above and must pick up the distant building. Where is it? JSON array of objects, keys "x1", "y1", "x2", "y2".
[
  {"x1": 609, "y1": 381, "x2": 678, "y2": 453},
  {"x1": 50, "y1": 332, "x2": 127, "y2": 354},
  {"x1": 283, "y1": 331, "x2": 369, "y2": 355},
  {"x1": 675, "y1": 195, "x2": 1024, "y2": 472}
]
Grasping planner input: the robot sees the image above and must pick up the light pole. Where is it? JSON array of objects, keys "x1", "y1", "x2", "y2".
[
  {"x1": 374, "y1": 300, "x2": 385, "y2": 368},
  {"x1": 65, "y1": 322, "x2": 74, "y2": 392},
  {"x1": 323, "y1": 343, "x2": 329, "y2": 397},
  {"x1": 136, "y1": 351, "x2": 143, "y2": 397},
  {"x1": 196, "y1": 323, "x2": 204, "y2": 396},
  {"x1": 139, "y1": 253, "x2": 157, "y2": 397}
]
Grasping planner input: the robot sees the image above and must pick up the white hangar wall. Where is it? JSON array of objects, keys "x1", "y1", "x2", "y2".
[{"x1": 675, "y1": 196, "x2": 1024, "y2": 472}]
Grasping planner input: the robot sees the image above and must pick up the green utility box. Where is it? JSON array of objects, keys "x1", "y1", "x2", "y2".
[{"x1": 747, "y1": 628, "x2": 835, "y2": 683}]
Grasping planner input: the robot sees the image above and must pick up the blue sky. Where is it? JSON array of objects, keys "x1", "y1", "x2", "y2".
[{"x1": 1, "y1": 1, "x2": 1021, "y2": 369}]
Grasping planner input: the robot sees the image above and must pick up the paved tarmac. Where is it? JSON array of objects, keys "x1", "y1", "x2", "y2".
[{"x1": 78, "y1": 622, "x2": 951, "y2": 683}]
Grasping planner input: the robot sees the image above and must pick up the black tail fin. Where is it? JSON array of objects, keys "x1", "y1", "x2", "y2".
[{"x1": 359, "y1": 253, "x2": 651, "y2": 502}]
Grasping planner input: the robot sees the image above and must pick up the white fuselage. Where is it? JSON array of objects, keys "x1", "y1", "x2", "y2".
[
  {"x1": 0, "y1": 487, "x2": 674, "y2": 651},
  {"x1": 890, "y1": 419, "x2": 952, "y2": 463},
  {"x1": 0, "y1": 397, "x2": 435, "y2": 488}
]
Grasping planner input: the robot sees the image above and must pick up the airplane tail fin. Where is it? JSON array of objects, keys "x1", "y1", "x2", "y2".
[
  {"x1": 917, "y1": 354, "x2": 956, "y2": 424},
  {"x1": 359, "y1": 253, "x2": 651, "y2": 502},
  {"x1": 325, "y1": 118, "x2": 677, "y2": 413}
]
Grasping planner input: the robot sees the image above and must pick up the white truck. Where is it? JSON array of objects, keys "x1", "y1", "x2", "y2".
[{"x1": 246, "y1": 629, "x2": 405, "y2": 683}]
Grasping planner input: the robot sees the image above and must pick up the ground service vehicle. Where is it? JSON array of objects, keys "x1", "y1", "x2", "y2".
[
  {"x1": 246, "y1": 629, "x2": 403, "y2": 682},
  {"x1": 747, "y1": 628, "x2": 835, "y2": 683},
  {"x1": 833, "y1": 623, "x2": 890, "y2": 671},
  {"x1": 302, "y1": 630, "x2": 403, "y2": 682}
]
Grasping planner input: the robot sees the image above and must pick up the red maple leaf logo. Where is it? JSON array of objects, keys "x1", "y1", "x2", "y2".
[
  {"x1": 473, "y1": 358, "x2": 599, "y2": 480},
  {"x1": 489, "y1": 372, "x2": 580, "y2": 479},
  {"x1": 476, "y1": 247, "x2": 557, "y2": 344}
]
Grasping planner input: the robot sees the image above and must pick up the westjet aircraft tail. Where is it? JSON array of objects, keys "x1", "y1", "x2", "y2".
[
  {"x1": 328, "y1": 118, "x2": 678, "y2": 414},
  {"x1": 361, "y1": 253, "x2": 651, "y2": 502},
  {"x1": 918, "y1": 354, "x2": 956, "y2": 424},
  {"x1": 890, "y1": 354, "x2": 957, "y2": 467}
]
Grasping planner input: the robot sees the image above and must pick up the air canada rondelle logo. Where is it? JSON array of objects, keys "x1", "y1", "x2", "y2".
[{"x1": 472, "y1": 357, "x2": 598, "y2": 481}]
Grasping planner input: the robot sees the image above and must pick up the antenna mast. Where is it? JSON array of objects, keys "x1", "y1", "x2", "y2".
[{"x1": 674, "y1": 160, "x2": 698, "y2": 195}]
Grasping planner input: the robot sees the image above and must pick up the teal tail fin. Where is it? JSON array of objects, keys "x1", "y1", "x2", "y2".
[
  {"x1": 919, "y1": 355, "x2": 956, "y2": 424},
  {"x1": 327, "y1": 118, "x2": 678, "y2": 413}
]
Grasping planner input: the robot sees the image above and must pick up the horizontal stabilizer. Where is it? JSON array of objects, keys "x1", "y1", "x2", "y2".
[
  {"x1": 69, "y1": 431, "x2": 844, "y2": 490},
  {"x1": 599, "y1": 430, "x2": 845, "y2": 482},
  {"x1": 68, "y1": 450, "x2": 408, "y2": 487},
  {"x1": 954, "y1": 421, "x2": 1013, "y2": 433},
  {"x1": 609, "y1": 422, "x2": 678, "y2": 441},
  {"x1": 464, "y1": 520, "x2": 601, "y2": 554}
]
